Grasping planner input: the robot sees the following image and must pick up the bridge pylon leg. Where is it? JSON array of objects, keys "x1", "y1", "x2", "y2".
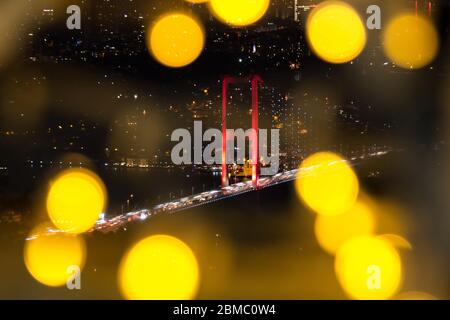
[{"x1": 221, "y1": 75, "x2": 263, "y2": 189}]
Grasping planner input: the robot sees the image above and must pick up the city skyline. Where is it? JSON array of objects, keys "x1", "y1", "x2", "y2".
[{"x1": 0, "y1": 0, "x2": 448, "y2": 301}]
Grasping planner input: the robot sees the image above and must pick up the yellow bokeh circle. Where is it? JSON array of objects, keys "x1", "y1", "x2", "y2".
[
  {"x1": 295, "y1": 152, "x2": 359, "y2": 216},
  {"x1": 119, "y1": 235, "x2": 200, "y2": 300},
  {"x1": 306, "y1": 1, "x2": 367, "y2": 63},
  {"x1": 24, "y1": 224, "x2": 86, "y2": 287},
  {"x1": 335, "y1": 236, "x2": 402, "y2": 300},
  {"x1": 315, "y1": 200, "x2": 376, "y2": 255},
  {"x1": 47, "y1": 168, "x2": 106, "y2": 234},
  {"x1": 148, "y1": 13, "x2": 205, "y2": 68},
  {"x1": 209, "y1": 0, "x2": 270, "y2": 27},
  {"x1": 383, "y1": 13, "x2": 439, "y2": 69}
]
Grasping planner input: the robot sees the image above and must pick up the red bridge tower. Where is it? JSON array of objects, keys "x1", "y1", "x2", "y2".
[{"x1": 221, "y1": 75, "x2": 263, "y2": 189}]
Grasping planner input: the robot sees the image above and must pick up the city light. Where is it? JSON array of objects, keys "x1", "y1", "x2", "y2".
[
  {"x1": 46, "y1": 168, "x2": 107, "y2": 234},
  {"x1": 383, "y1": 13, "x2": 439, "y2": 69},
  {"x1": 148, "y1": 13, "x2": 205, "y2": 68},
  {"x1": 118, "y1": 235, "x2": 200, "y2": 300},
  {"x1": 24, "y1": 224, "x2": 86, "y2": 287},
  {"x1": 209, "y1": 0, "x2": 270, "y2": 27},
  {"x1": 306, "y1": 1, "x2": 367, "y2": 64},
  {"x1": 295, "y1": 152, "x2": 359, "y2": 216}
]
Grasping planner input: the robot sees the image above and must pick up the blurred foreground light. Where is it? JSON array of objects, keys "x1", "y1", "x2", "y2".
[
  {"x1": 0, "y1": 69, "x2": 48, "y2": 129},
  {"x1": 295, "y1": 152, "x2": 359, "y2": 216},
  {"x1": 148, "y1": 13, "x2": 205, "y2": 68},
  {"x1": 119, "y1": 235, "x2": 199, "y2": 300},
  {"x1": 47, "y1": 168, "x2": 107, "y2": 234},
  {"x1": 383, "y1": 13, "x2": 439, "y2": 69},
  {"x1": 306, "y1": 1, "x2": 366, "y2": 64},
  {"x1": 315, "y1": 200, "x2": 376, "y2": 255},
  {"x1": 209, "y1": 0, "x2": 270, "y2": 27},
  {"x1": 185, "y1": 0, "x2": 209, "y2": 3},
  {"x1": 24, "y1": 224, "x2": 86, "y2": 287},
  {"x1": 0, "y1": 2, "x2": 27, "y2": 66},
  {"x1": 378, "y1": 234, "x2": 412, "y2": 251},
  {"x1": 396, "y1": 291, "x2": 437, "y2": 300},
  {"x1": 335, "y1": 236, "x2": 402, "y2": 300}
]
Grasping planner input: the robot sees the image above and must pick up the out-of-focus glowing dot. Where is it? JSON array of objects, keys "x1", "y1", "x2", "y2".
[
  {"x1": 383, "y1": 14, "x2": 439, "y2": 69},
  {"x1": 47, "y1": 168, "x2": 106, "y2": 234},
  {"x1": 396, "y1": 291, "x2": 437, "y2": 300},
  {"x1": 24, "y1": 224, "x2": 86, "y2": 287},
  {"x1": 378, "y1": 234, "x2": 412, "y2": 250},
  {"x1": 295, "y1": 152, "x2": 359, "y2": 216},
  {"x1": 315, "y1": 201, "x2": 376, "y2": 255},
  {"x1": 148, "y1": 13, "x2": 205, "y2": 68},
  {"x1": 335, "y1": 236, "x2": 402, "y2": 300},
  {"x1": 209, "y1": 0, "x2": 270, "y2": 27},
  {"x1": 306, "y1": 1, "x2": 366, "y2": 64},
  {"x1": 119, "y1": 235, "x2": 199, "y2": 300},
  {"x1": 185, "y1": 0, "x2": 209, "y2": 3}
]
